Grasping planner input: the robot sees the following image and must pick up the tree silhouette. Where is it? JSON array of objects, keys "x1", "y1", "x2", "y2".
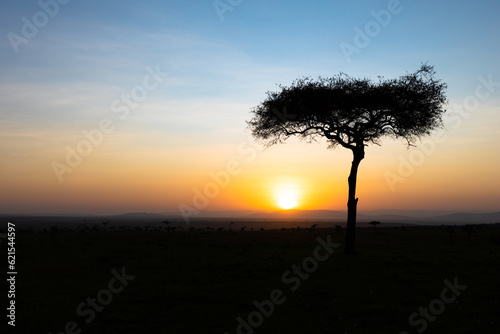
[
  {"x1": 248, "y1": 64, "x2": 447, "y2": 254},
  {"x1": 369, "y1": 221, "x2": 381, "y2": 231}
]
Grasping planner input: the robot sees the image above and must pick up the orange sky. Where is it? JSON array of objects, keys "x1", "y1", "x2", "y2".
[{"x1": 2, "y1": 102, "x2": 500, "y2": 215}]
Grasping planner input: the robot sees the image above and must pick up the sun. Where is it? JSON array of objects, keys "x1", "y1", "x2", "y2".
[{"x1": 275, "y1": 186, "x2": 300, "y2": 210}]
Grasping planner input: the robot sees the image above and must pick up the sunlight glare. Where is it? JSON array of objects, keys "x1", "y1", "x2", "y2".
[{"x1": 275, "y1": 185, "x2": 300, "y2": 210}]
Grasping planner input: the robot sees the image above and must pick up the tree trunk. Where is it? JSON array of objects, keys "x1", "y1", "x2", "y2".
[{"x1": 344, "y1": 147, "x2": 365, "y2": 254}]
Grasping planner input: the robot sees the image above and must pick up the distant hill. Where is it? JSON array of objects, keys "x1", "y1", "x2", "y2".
[
  {"x1": 110, "y1": 212, "x2": 167, "y2": 220},
  {"x1": 244, "y1": 210, "x2": 347, "y2": 220},
  {"x1": 198, "y1": 210, "x2": 500, "y2": 224},
  {"x1": 427, "y1": 212, "x2": 500, "y2": 224},
  {"x1": 1, "y1": 210, "x2": 499, "y2": 230}
]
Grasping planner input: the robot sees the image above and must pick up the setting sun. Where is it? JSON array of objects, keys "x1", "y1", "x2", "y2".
[{"x1": 275, "y1": 185, "x2": 300, "y2": 210}]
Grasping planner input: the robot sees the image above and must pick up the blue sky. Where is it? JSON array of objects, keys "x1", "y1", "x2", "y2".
[
  {"x1": 2, "y1": 1, "x2": 499, "y2": 104},
  {"x1": 1, "y1": 0, "x2": 500, "y2": 214}
]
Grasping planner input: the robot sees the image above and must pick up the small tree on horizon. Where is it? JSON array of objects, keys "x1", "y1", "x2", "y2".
[
  {"x1": 248, "y1": 64, "x2": 447, "y2": 254},
  {"x1": 369, "y1": 221, "x2": 381, "y2": 231}
]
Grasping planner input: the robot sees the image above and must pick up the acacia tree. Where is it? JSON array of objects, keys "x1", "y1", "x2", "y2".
[{"x1": 248, "y1": 64, "x2": 447, "y2": 254}]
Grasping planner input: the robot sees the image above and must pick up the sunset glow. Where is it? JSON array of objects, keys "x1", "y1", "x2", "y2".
[
  {"x1": 275, "y1": 185, "x2": 300, "y2": 210},
  {"x1": 0, "y1": 1, "x2": 499, "y2": 215}
]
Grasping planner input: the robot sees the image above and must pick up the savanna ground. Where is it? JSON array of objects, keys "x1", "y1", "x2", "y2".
[{"x1": 6, "y1": 223, "x2": 500, "y2": 334}]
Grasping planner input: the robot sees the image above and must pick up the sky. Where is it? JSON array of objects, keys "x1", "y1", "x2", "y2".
[{"x1": 1, "y1": 0, "x2": 499, "y2": 215}]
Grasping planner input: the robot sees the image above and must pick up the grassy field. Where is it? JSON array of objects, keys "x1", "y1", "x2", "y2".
[{"x1": 8, "y1": 224, "x2": 500, "y2": 333}]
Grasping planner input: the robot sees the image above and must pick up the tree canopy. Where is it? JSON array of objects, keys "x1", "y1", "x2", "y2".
[{"x1": 248, "y1": 64, "x2": 447, "y2": 150}]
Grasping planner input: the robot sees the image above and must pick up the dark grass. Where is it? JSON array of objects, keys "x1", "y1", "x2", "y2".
[{"x1": 9, "y1": 224, "x2": 500, "y2": 333}]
